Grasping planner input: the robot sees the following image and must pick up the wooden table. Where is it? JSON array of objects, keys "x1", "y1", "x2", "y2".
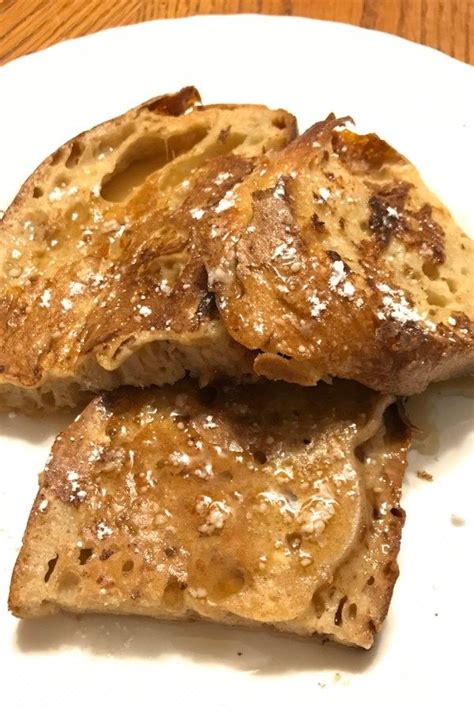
[{"x1": 1, "y1": 0, "x2": 472, "y2": 66}]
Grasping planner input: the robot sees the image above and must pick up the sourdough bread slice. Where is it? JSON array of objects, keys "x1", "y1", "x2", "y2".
[
  {"x1": 0, "y1": 87, "x2": 296, "y2": 411},
  {"x1": 9, "y1": 378, "x2": 409, "y2": 649},
  {"x1": 195, "y1": 116, "x2": 474, "y2": 395}
]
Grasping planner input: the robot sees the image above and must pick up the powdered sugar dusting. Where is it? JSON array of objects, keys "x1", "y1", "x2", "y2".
[
  {"x1": 96, "y1": 522, "x2": 113, "y2": 540},
  {"x1": 376, "y1": 283, "x2": 437, "y2": 330},
  {"x1": 39, "y1": 289, "x2": 51, "y2": 308},
  {"x1": 197, "y1": 499, "x2": 231, "y2": 534},
  {"x1": 214, "y1": 171, "x2": 231, "y2": 185},
  {"x1": 215, "y1": 190, "x2": 235, "y2": 213},
  {"x1": 308, "y1": 295, "x2": 327, "y2": 318},
  {"x1": 273, "y1": 177, "x2": 286, "y2": 199},
  {"x1": 190, "y1": 207, "x2": 204, "y2": 220},
  {"x1": 342, "y1": 281, "x2": 355, "y2": 297},
  {"x1": 69, "y1": 281, "x2": 85, "y2": 296},
  {"x1": 137, "y1": 304, "x2": 152, "y2": 317},
  {"x1": 329, "y1": 260, "x2": 346, "y2": 289}
]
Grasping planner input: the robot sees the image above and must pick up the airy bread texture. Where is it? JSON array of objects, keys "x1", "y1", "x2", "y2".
[
  {"x1": 0, "y1": 87, "x2": 296, "y2": 412},
  {"x1": 9, "y1": 379, "x2": 409, "y2": 649},
  {"x1": 195, "y1": 116, "x2": 474, "y2": 395}
]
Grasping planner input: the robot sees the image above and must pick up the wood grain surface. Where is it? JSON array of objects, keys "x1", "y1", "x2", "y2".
[{"x1": 0, "y1": 0, "x2": 473, "y2": 66}]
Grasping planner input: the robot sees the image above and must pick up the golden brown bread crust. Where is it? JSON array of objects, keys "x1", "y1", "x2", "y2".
[
  {"x1": 194, "y1": 116, "x2": 474, "y2": 395},
  {"x1": 9, "y1": 379, "x2": 409, "y2": 649},
  {"x1": 0, "y1": 87, "x2": 297, "y2": 411}
]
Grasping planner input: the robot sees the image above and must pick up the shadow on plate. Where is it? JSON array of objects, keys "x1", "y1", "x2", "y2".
[
  {"x1": 16, "y1": 612, "x2": 377, "y2": 675},
  {"x1": 406, "y1": 380, "x2": 474, "y2": 459},
  {"x1": 0, "y1": 410, "x2": 78, "y2": 445}
]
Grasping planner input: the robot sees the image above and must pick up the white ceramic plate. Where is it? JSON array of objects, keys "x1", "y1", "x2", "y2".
[{"x1": 0, "y1": 15, "x2": 473, "y2": 710}]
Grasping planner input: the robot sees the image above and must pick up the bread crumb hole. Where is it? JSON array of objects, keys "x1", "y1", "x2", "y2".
[
  {"x1": 446, "y1": 278, "x2": 458, "y2": 294},
  {"x1": 334, "y1": 595, "x2": 348, "y2": 626},
  {"x1": 50, "y1": 148, "x2": 65, "y2": 166},
  {"x1": 252, "y1": 449, "x2": 267, "y2": 465},
  {"x1": 122, "y1": 559, "x2": 134, "y2": 573},
  {"x1": 33, "y1": 186, "x2": 44, "y2": 198},
  {"x1": 367, "y1": 576, "x2": 375, "y2": 586},
  {"x1": 384, "y1": 562, "x2": 395, "y2": 577},
  {"x1": 286, "y1": 532, "x2": 302, "y2": 549},
  {"x1": 78, "y1": 548, "x2": 93, "y2": 565},
  {"x1": 58, "y1": 571, "x2": 80, "y2": 591},
  {"x1": 426, "y1": 290, "x2": 448, "y2": 307},
  {"x1": 96, "y1": 124, "x2": 135, "y2": 156},
  {"x1": 348, "y1": 603, "x2": 357, "y2": 620},
  {"x1": 422, "y1": 263, "x2": 440, "y2": 280},
  {"x1": 101, "y1": 127, "x2": 208, "y2": 202},
  {"x1": 163, "y1": 577, "x2": 186, "y2": 609},
  {"x1": 55, "y1": 174, "x2": 70, "y2": 188},
  {"x1": 403, "y1": 265, "x2": 416, "y2": 279},
  {"x1": 312, "y1": 591, "x2": 325, "y2": 618},
  {"x1": 211, "y1": 568, "x2": 246, "y2": 599},
  {"x1": 66, "y1": 202, "x2": 90, "y2": 223},
  {"x1": 44, "y1": 554, "x2": 58, "y2": 583},
  {"x1": 66, "y1": 141, "x2": 85, "y2": 168},
  {"x1": 272, "y1": 116, "x2": 288, "y2": 130},
  {"x1": 390, "y1": 506, "x2": 404, "y2": 519},
  {"x1": 218, "y1": 131, "x2": 246, "y2": 149}
]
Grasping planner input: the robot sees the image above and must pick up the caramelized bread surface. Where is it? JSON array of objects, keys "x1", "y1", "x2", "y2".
[
  {"x1": 195, "y1": 116, "x2": 474, "y2": 395},
  {"x1": 10, "y1": 379, "x2": 409, "y2": 649},
  {"x1": 0, "y1": 87, "x2": 296, "y2": 411}
]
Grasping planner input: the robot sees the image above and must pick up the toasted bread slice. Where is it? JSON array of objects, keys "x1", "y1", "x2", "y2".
[
  {"x1": 9, "y1": 379, "x2": 409, "y2": 649},
  {"x1": 0, "y1": 87, "x2": 296, "y2": 412},
  {"x1": 195, "y1": 116, "x2": 474, "y2": 395}
]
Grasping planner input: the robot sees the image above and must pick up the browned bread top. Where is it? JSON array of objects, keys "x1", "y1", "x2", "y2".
[
  {"x1": 9, "y1": 378, "x2": 409, "y2": 649},
  {"x1": 0, "y1": 87, "x2": 296, "y2": 411},
  {"x1": 195, "y1": 116, "x2": 474, "y2": 395}
]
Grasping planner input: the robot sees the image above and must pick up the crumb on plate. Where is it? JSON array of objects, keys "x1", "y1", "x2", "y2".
[{"x1": 417, "y1": 470, "x2": 433, "y2": 481}]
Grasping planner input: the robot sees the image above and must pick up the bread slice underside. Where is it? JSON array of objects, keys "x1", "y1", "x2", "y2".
[
  {"x1": 0, "y1": 86, "x2": 297, "y2": 412},
  {"x1": 10, "y1": 378, "x2": 409, "y2": 649},
  {"x1": 194, "y1": 115, "x2": 474, "y2": 395}
]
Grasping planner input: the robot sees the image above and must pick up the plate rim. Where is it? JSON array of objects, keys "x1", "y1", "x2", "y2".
[{"x1": 1, "y1": 13, "x2": 472, "y2": 76}]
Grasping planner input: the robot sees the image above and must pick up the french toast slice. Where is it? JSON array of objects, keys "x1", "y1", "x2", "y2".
[
  {"x1": 9, "y1": 379, "x2": 409, "y2": 649},
  {"x1": 0, "y1": 87, "x2": 296, "y2": 412},
  {"x1": 195, "y1": 116, "x2": 474, "y2": 395}
]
